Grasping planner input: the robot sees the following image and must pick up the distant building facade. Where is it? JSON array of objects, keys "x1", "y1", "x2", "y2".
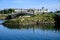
[{"x1": 14, "y1": 7, "x2": 49, "y2": 14}]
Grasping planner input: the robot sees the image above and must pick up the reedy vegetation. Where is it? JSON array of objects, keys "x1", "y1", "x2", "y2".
[{"x1": 4, "y1": 13, "x2": 56, "y2": 24}]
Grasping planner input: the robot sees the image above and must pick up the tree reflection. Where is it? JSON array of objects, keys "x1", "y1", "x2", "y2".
[{"x1": 3, "y1": 23, "x2": 60, "y2": 31}]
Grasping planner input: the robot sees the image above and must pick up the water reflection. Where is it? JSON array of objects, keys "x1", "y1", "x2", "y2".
[
  {"x1": 54, "y1": 24, "x2": 60, "y2": 31},
  {"x1": 3, "y1": 23, "x2": 60, "y2": 31},
  {"x1": 0, "y1": 20, "x2": 5, "y2": 24},
  {"x1": 1, "y1": 20, "x2": 60, "y2": 40}
]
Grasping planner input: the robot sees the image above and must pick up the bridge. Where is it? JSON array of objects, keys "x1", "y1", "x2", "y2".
[{"x1": 5, "y1": 12, "x2": 34, "y2": 20}]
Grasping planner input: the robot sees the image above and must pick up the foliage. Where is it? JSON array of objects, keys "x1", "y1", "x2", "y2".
[
  {"x1": 4, "y1": 13, "x2": 56, "y2": 24},
  {"x1": 0, "y1": 8, "x2": 15, "y2": 14},
  {"x1": 55, "y1": 10, "x2": 60, "y2": 13}
]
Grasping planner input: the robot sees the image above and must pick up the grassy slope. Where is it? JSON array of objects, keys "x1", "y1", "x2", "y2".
[
  {"x1": 4, "y1": 13, "x2": 56, "y2": 24},
  {"x1": 0, "y1": 14, "x2": 8, "y2": 20}
]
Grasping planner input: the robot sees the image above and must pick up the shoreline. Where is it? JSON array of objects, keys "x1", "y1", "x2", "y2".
[
  {"x1": 2, "y1": 13, "x2": 56, "y2": 25},
  {"x1": 3, "y1": 22, "x2": 54, "y2": 25}
]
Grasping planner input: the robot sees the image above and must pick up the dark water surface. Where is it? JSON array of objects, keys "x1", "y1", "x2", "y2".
[{"x1": 0, "y1": 20, "x2": 60, "y2": 40}]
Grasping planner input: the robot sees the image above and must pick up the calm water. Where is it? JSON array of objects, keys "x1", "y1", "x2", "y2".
[{"x1": 0, "y1": 20, "x2": 60, "y2": 40}]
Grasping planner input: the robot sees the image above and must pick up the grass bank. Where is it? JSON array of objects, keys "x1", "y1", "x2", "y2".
[
  {"x1": 0, "y1": 14, "x2": 8, "y2": 20},
  {"x1": 4, "y1": 13, "x2": 56, "y2": 25}
]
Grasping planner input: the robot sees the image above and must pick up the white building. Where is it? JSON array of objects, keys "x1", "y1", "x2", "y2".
[
  {"x1": 14, "y1": 7, "x2": 49, "y2": 14},
  {"x1": 15, "y1": 8, "x2": 28, "y2": 13}
]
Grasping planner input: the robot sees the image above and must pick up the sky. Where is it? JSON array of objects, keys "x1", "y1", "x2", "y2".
[{"x1": 0, "y1": 0, "x2": 60, "y2": 11}]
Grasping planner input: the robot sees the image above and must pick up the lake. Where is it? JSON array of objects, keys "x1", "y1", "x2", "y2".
[{"x1": 0, "y1": 20, "x2": 60, "y2": 40}]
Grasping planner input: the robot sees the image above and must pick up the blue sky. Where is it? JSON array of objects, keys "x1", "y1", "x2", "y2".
[{"x1": 0, "y1": 0, "x2": 60, "y2": 11}]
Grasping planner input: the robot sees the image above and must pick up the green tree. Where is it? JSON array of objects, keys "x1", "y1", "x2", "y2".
[
  {"x1": 8, "y1": 8, "x2": 15, "y2": 13},
  {"x1": 0, "y1": 8, "x2": 15, "y2": 14}
]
